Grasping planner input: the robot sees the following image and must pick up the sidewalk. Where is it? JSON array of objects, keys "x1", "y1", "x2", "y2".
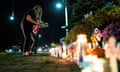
[
  {"x1": 0, "y1": 53, "x2": 81, "y2": 72},
  {"x1": 39, "y1": 57, "x2": 81, "y2": 72}
]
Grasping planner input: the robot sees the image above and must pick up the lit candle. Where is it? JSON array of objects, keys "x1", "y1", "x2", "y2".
[{"x1": 76, "y1": 34, "x2": 88, "y2": 68}]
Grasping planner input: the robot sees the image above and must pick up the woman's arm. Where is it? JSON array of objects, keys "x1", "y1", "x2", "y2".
[{"x1": 26, "y1": 14, "x2": 40, "y2": 25}]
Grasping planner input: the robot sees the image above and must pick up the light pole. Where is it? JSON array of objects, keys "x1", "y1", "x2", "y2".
[
  {"x1": 64, "y1": 0, "x2": 68, "y2": 36},
  {"x1": 56, "y1": 0, "x2": 69, "y2": 36}
]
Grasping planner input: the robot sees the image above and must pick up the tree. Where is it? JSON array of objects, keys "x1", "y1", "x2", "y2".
[
  {"x1": 111, "y1": 0, "x2": 120, "y2": 6},
  {"x1": 66, "y1": 1, "x2": 120, "y2": 44},
  {"x1": 71, "y1": 0, "x2": 105, "y2": 23},
  {"x1": 85, "y1": 5, "x2": 120, "y2": 28},
  {"x1": 66, "y1": 23, "x2": 94, "y2": 44}
]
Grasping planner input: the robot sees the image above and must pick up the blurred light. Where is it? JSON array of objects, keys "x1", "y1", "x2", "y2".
[
  {"x1": 61, "y1": 26, "x2": 66, "y2": 29},
  {"x1": 37, "y1": 48, "x2": 42, "y2": 52},
  {"x1": 9, "y1": 16, "x2": 14, "y2": 21},
  {"x1": 45, "y1": 44, "x2": 48, "y2": 47},
  {"x1": 56, "y1": 3, "x2": 62, "y2": 8},
  {"x1": 77, "y1": 34, "x2": 87, "y2": 43},
  {"x1": 38, "y1": 34, "x2": 42, "y2": 38},
  {"x1": 5, "y1": 49, "x2": 13, "y2": 53}
]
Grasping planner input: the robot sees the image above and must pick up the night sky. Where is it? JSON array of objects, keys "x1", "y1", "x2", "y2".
[{"x1": 0, "y1": 0, "x2": 75, "y2": 46}]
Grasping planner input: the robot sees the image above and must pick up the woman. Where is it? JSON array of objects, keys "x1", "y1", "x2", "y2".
[{"x1": 20, "y1": 5, "x2": 42, "y2": 56}]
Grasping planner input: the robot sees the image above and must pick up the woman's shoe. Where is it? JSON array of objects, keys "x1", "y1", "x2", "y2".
[{"x1": 28, "y1": 51, "x2": 32, "y2": 56}]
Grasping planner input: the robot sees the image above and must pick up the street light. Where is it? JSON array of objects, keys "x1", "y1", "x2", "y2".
[
  {"x1": 9, "y1": 0, "x2": 14, "y2": 21},
  {"x1": 56, "y1": 0, "x2": 69, "y2": 36},
  {"x1": 10, "y1": 12, "x2": 14, "y2": 21},
  {"x1": 56, "y1": 3, "x2": 62, "y2": 8}
]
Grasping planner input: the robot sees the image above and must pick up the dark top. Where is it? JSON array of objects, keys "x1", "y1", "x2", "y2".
[{"x1": 22, "y1": 9, "x2": 36, "y2": 33}]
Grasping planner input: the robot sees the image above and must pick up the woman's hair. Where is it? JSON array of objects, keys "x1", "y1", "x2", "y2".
[{"x1": 33, "y1": 5, "x2": 42, "y2": 21}]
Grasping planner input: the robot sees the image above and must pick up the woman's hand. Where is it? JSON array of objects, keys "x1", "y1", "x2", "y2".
[{"x1": 32, "y1": 24, "x2": 40, "y2": 35}]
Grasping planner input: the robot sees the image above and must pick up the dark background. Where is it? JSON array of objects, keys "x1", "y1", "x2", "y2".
[{"x1": 0, "y1": 0, "x2": 76, "y2": 50}]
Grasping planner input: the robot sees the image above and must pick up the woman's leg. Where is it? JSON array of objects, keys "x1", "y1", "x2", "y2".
[
  {"x1": 21, "y1": 23, "x2": 32, "y2": 56},
  {"x1": 23, "y1": 32, "x2": 31, "y2": 56},
  {"x1": 30, "y1": 33, "x2": 36, "y2": 54},
  {"x1": 30, "y1": 32, "x2": 39, "y2": 54}
]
